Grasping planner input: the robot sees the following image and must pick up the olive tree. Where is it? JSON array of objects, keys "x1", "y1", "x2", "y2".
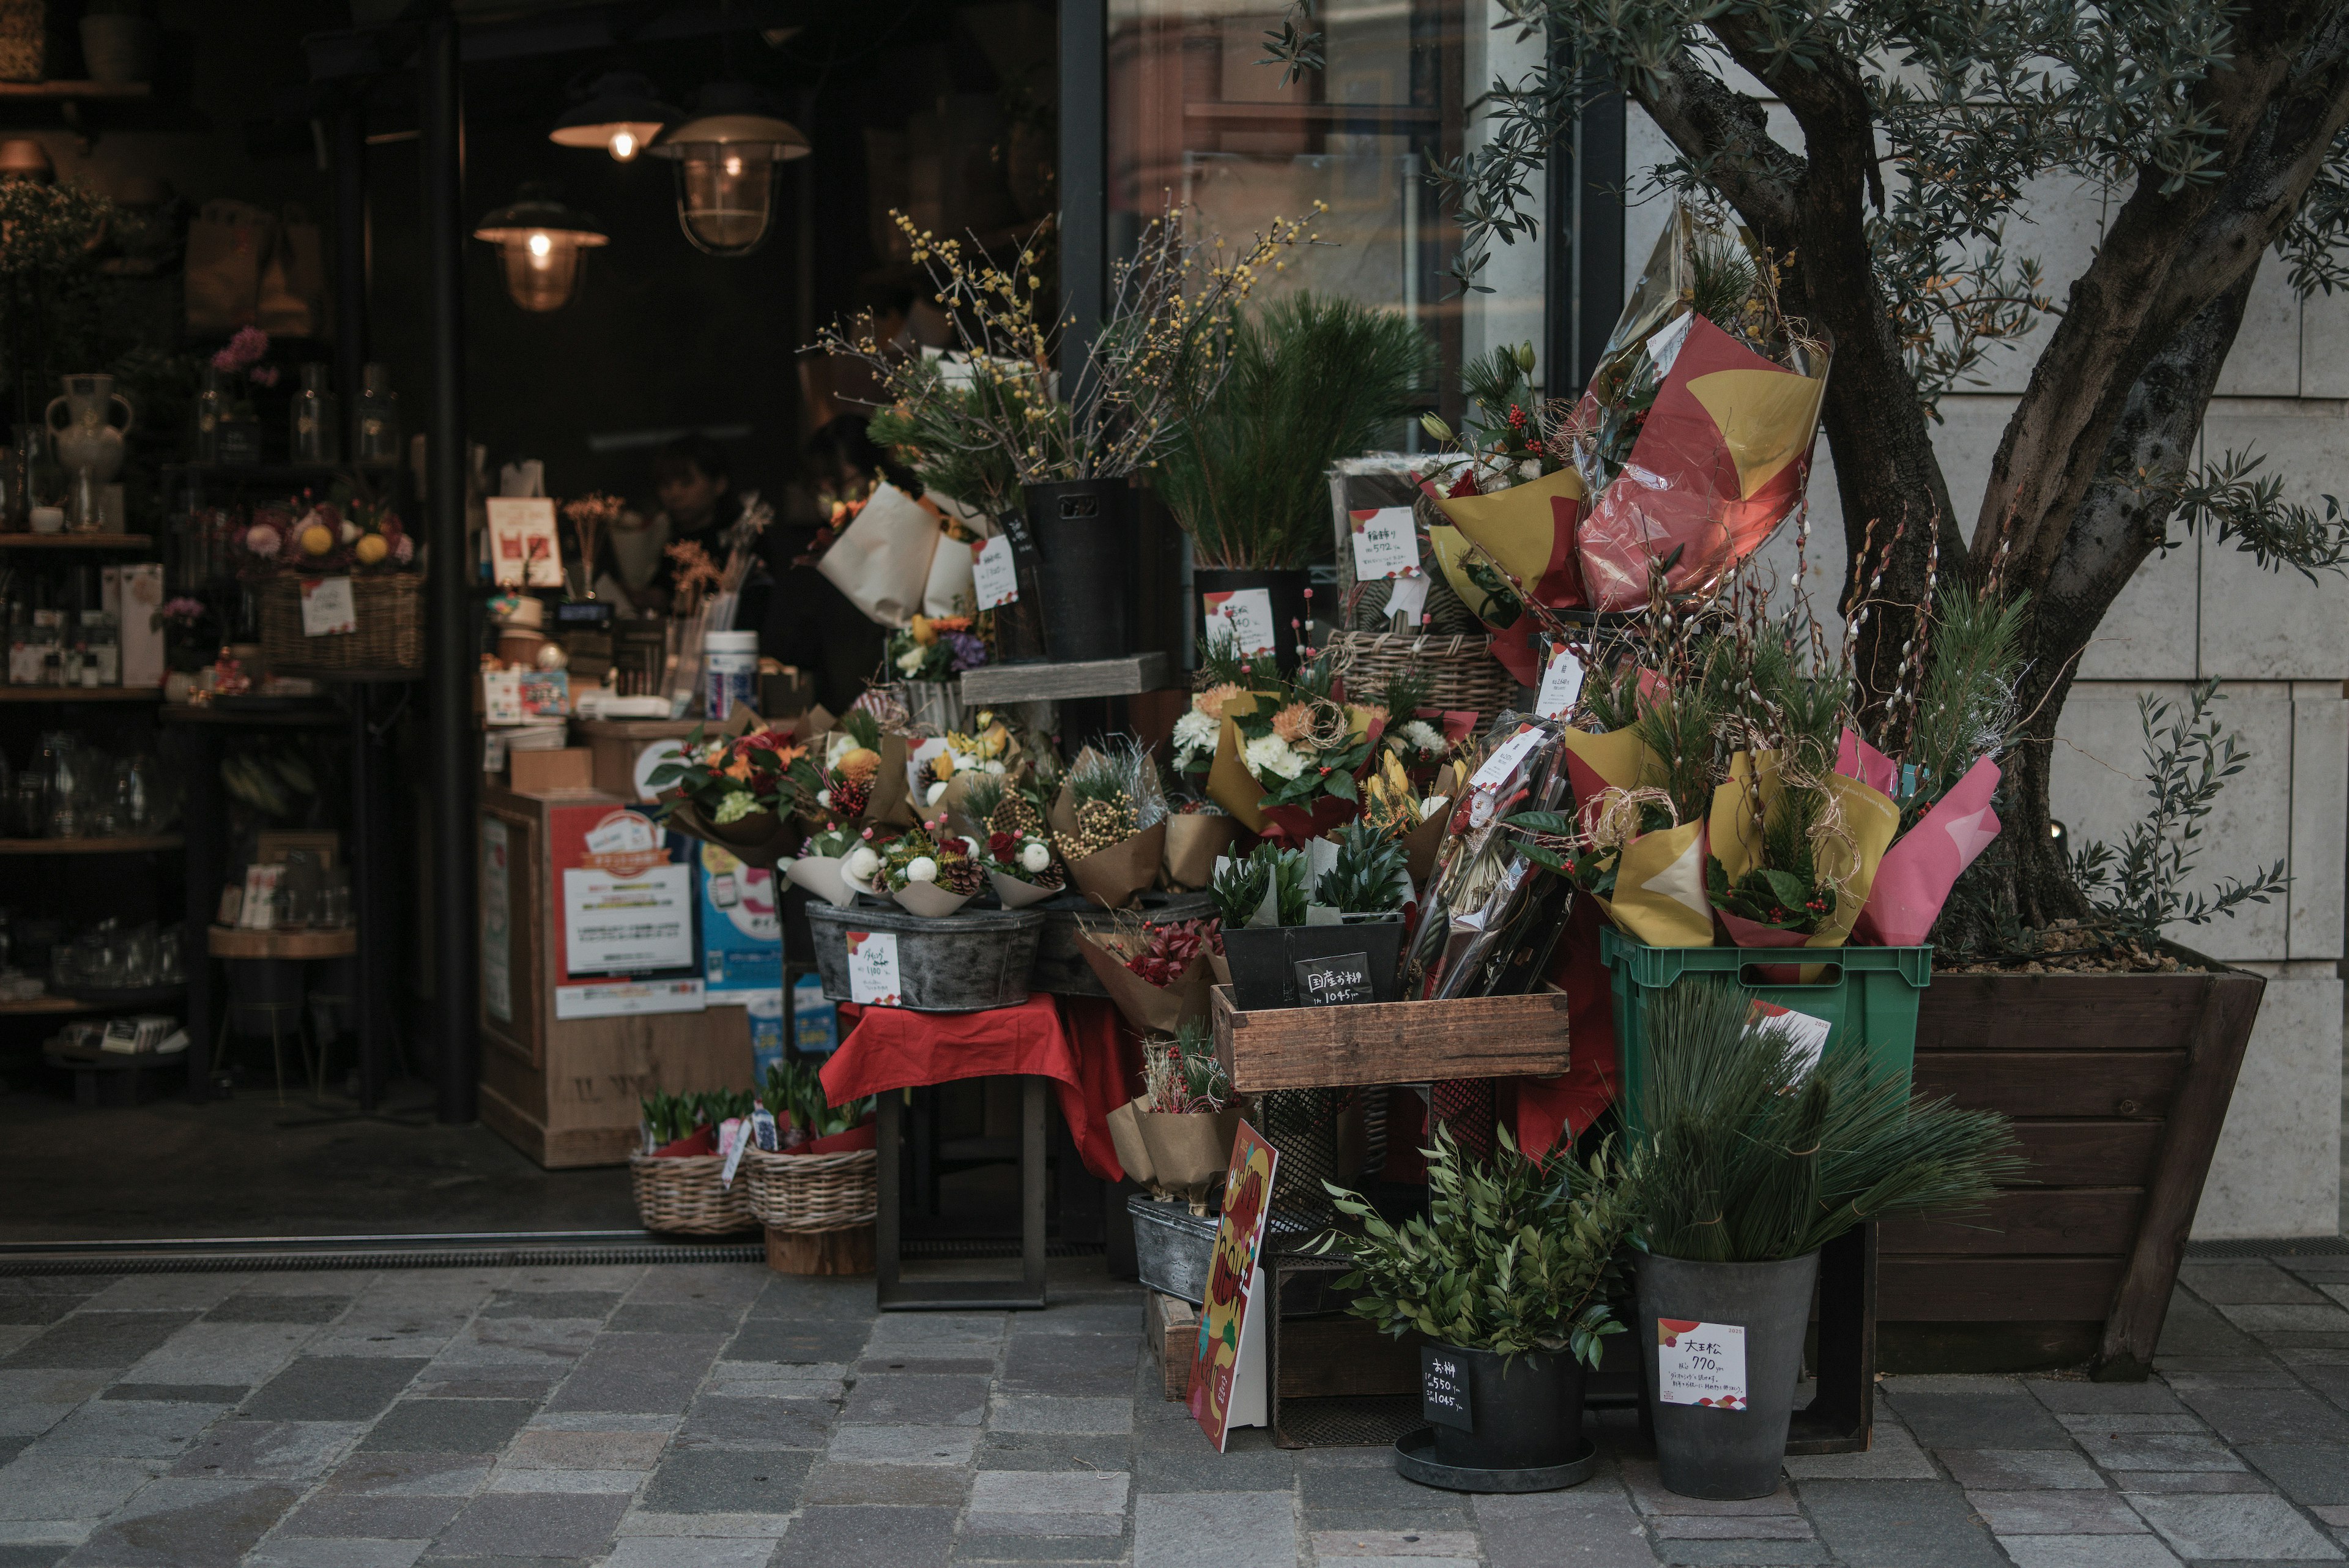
[{"x1": 1275, "y1": 2, "x2": 2349, "y2": 933}]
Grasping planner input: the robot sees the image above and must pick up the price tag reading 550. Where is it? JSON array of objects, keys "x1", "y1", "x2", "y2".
[{"x1": 1657, "y1": 1319, "x2": 1747, "y2": 1409}]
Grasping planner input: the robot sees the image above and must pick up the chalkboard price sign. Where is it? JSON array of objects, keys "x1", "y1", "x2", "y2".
[
  {"x1": 1294, "y1": 952, "x2": 1375, "y2": 1007},
  {"x1": 1421, "y1": 1345, "x2": 1474, "y2": 1430}
]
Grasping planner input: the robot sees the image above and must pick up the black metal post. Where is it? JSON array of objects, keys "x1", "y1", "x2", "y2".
[
  {"x1": 1056, "y1": 0, "x2": 1105, "y2": 387},
  {"x1": 1572, "y1": 82, "x2": 1626, "y2": 391},
  {"x1": 351, "y1": 683, "x2": 385, "y2": 1112},
  {"x1": 180, "y1": 720, "x2": 222, "y2": 1104},
  {"x1": 332, "y1": 97, "x2": 369, "y2": 455},
  {"x1": 420, "y1": 8, "x2": 477, "y2": 1124}
]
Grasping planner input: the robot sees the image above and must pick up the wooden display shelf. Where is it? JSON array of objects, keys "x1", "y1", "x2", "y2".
[
  {"x1": 1210, "y1": 983, "x2": 1570, "y2": 1092},
  {"x1": 0, "y1": 685, "x2": 162, "y2": 702},
  {"x1": 0, "y1": 532, "x2": 156, "y2": 550},
  {"x1": 208, "y1": 925, "x2": 358, "y2": 960},
  {"x1": 0, "y1": 995, "x2": 95, "y2": 1016},
  {"x1": 960, "y1": 652, "x2": 1171, "y2": 704},
  {"x1": 0, "y1": 81, "x2": 151, "y2": 100},
  {"x1": 0, "y1": 834, "x2": 182, "y2": 855}
]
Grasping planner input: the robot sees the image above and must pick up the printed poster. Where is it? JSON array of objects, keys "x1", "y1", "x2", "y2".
[
  {"x1": 696, "y1": 840, "x2": 782, "y2": 993},
  {"x1": 547, "y1": 804, "x2": 703, "y2": 1019},
  {"x1": 1187, "y1": 1119, "x2": 1278, "y2": 1451},
  {"x1": 1657, "y1": 1319, "x2": 1748, "y2": 1409},
  {"x1": 481, "y1": 818, "x2": 512, "y2": 1024},
  {"x1": 486, "y1": 496, "x2": 565, "y2": 589}
]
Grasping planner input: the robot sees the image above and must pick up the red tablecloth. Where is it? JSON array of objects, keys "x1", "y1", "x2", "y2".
[{"x1": 821, "y1": 993, "x2": 1141, "y2": 1181}]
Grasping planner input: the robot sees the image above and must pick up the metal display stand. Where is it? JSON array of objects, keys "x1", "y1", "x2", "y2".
[
  {"x1": 875, "y1": 1074, "x2": 1049, "y2": 1310},
  {"x1": 1785, "y1": 1223, "x2": 1877, "y2": 1454}
]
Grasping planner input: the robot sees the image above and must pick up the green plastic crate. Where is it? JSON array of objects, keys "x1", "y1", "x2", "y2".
[{"x1": 1598, "y1": 927, "x2": 1933, "y2": 1139}]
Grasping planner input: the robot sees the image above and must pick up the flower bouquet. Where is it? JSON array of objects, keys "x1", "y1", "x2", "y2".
[
  {"x1": 1162, "y1": 798, "x2": 1238, "y2": 893},
  {"x1": 1048, "y1": 740, "x2": 1170, "y2": 910},
  {"x1": 1077, "y1": 910, "x2": 1224, "y2": 1033},
  {"x1": 787, "y1": 821, "x2": 870, "y2": 909},
  {"x1": 792, "y1": 708, "x2": 912, "y2": 829},
  {"x1": 1203, "y1": 645, "x2": 1381, "y2": 844},
  {"x1": 1106, "y1": 1019, "x2": 1244, "y2": 1210},
  {"x1": 880, "y1": 817, "x2": 987, "y2": 916},
  {"x1": 1359, "y1": 752, "x2": 1457, "y2": 888},
  {"x1": 647, "y1": 717, "x2": 811, "y2": 867},
  {"x1": 909, "y1": 711, "x2": 1020, "y2": 823},
  {"x1": 980, "y1": 824, "x2": 1064, "y2": 908}
]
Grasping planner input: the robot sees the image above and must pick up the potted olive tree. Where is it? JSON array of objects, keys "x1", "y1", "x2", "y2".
[
  {"x1": 1315, "y1": 1124, "x2": 1638, "y2": 1488},
  {"x1": 1633, "y1": 976, "x2": 2021, "y2": 1499}
]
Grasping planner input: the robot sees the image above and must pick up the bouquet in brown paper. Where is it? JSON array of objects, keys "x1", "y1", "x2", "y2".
[
  {"x1": 1051, "y1": 739, "x2": 1168, "y2": 909},
  {"x1": 1076, "y1": 910, "x2": 1223, "y2": 1035},
  {"x1": 1106, "y1": 1019, "x2": 1242, "y2": 1209},
  {"x1": 1358, "y1": 753, "x2": 1456, "y2": 889},
  {"x1": 977, "y1": 820, "x2": 1066, "y2": 909},
  {"x1": 794, "y1": 707, "x2": 912, "y2": 830},
  {"x1": 1162, "y1": 801, "x2": 1238, "y2": 891},
  {"x1": 907, "y1": 710, "x2": 1022, "y2": 824},
  {"x1": 1201, "y1": 641, "x2": 1380, "y2": 844},
  {"x1": 647, "y1": 707, "x2": 813, "y2": 869}
]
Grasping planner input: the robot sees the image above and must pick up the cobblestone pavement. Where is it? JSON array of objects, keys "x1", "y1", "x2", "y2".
[{"x1": 0, "y1": 1251, "x2": 2344, "y2": 1567}]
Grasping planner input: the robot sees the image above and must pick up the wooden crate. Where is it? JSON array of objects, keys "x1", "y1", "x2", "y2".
[
  {"x1": 1209, "y1": 984, "x2": 1569, "y2": 1093},
  {"x1": 1145, "y1": 1291, "x2": 1197, "y2": 1402}
]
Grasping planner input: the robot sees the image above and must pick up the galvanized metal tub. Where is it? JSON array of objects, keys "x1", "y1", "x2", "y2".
[
  {"x1": 806, "y1": 902, "x2": 1048, "y2": 1013},
  {"x1": 1128, "y1": 1192, "x2": 1219, "y2": 1304}
]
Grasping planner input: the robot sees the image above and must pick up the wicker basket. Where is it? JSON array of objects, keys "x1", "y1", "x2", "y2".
[
  {"x1": 741, "y1": 1146, "x2": 879, "y2": 1232},
  {"x1": 258, "y1": 573, "x2": 425, "y2": 678},
  {"x1": 628, "y1": 1153, "x2": 757, "y2": 1236},
  {"x1": 1327, "y1": 629, "x2": 1519, "y2": 730},
  {"x1": 0, "y1": 1, "x2": 44, "y2": 81}
]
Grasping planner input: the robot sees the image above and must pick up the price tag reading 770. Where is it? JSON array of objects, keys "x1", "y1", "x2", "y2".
[{"x1": 1656, "y1": 1319, "x2": 1747, "y2": 1409}]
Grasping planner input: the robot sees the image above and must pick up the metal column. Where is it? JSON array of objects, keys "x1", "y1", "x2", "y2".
[{"x1": 420, "y1": 7, "x2": 477, "y2": 1124}]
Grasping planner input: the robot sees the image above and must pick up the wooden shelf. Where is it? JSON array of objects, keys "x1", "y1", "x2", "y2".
[
  {"x1": 208, "y1": 925, "x2": 357, "y2": 960},
  {"x1": 0, "y1": 81, "x2": 151, "y2": 101},
  {"x1": 960, "y1": 652, "x2": 1172, "y2": 704},
  {"x1": 0, "y1": 834, "x2": 182, "y2": 855},
  {"x1": 0, "y1": 686, "x2": 162, "y2": 702},
  {"x1": 0, "y1": 995, "x2": 96, "y2": 1016},
  {"x1": 0, "y1": 532, "x2": 157, "y2": 550}
]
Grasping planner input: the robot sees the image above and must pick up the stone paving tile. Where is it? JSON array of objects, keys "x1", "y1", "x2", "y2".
[
  {"x1": 429, "y1": 1492, "x2": 631, "y2": 1559},
  {"x1": 75, "y1": 1278, "x2": 240, "y2": 1313},
  {"x1": 166, "y1": 1419, "x2": 364, "y2": 1480},
  {"x1": 124, "y1": 1321, "x2": 320, "y2": 1388},
  {"x1": 540, "y1": 1333, "x2": 727, "y2": 1414},
  {"x1": 277, "y1": 1492, "x2": 469, "y2": 1539},
  {"x1": 2033, "y1": 1380, "x2": 2192, "y2": 1414},
  {"x1": 320, "y1": 1452, "x2": 494, "y2": 1496},
  {"x1": 1941, "y1": 1448, "x2": 2112, "y2": 1490},
  {"x1": 987, "y1": 1394, "x2": 1134, "y2": 1434},
  {"x1": 1471, "y1": 1486, "x2": 1659, "y2": 1568},
  {"x1": 0, "y1": 1457, "x2": 166, "y2": 1522},
  {"x1": 674, "y1": 1394, "x2": 833, "y2": 1450},
  {"x1": 475, "y1": 1291, "x2": 620, "y2": 1321},
  {"x1": 23, "y1": 1399, "x2": 227, "y2": 1460},
  {"x1": 429, "y1": 1318, "x2": 601, "y2": 1369},
  {"x1": 2127, "y1": 1492, "x2": 2347, "y2": 1560},
  {"x1": 727, "y1": 1319, "x2": 870, "y2": 1365},
  {"x1": 1798, "y1": 1477, "x2": 2009, "y2": 1567},
  {"x1": 1998, "y1": 1539, "x2": 2185, "y2": 1568},
  {"x1": 358, "y1": 1398, "x2": 538, "y2": 1455},
  {"x1": 787, "y1": 1503, "x2": 959, "y2": 1559},
  {"x1": 2116, "y1": 1472, "x2": 2278, "y2": 1495},
  {"x1": 967, "y1": 1468, "x2": 1132, "y2": 1535},
  {"x1": 2080, "y1": 1430, "x2": 2252, "y2": 1472},
  {"x1": 1620, "y1": 1458, "x2": 1801, "y2": 1515},
  {"x1": 2179, "y1": 1389, "x2": 2349, "y2": 1446},
  {"x1": 501, "y1": 1428, "x2": 667, "y2": 1471},
  {"x1": 481, "y1": 1466, "x2": 644, "y2": 1493},
  {"x1": 636, "y1": 1449, "x2": 814, "y2": 1514},
  {"x1": 202, "y1": 1293, "x2": 351, "y2": 1325},
  {"x1": 1130, "y1": 1432, "x2": 1295, "y2": 1493},
  {"x1": 1299, "y1": 1449, "x2": 1472, "y2": 1533},
  {"x1": 1969, "y1": 1490, "x2": 2153, "y2": 1534},
  {"x1": 2236, "y1": 1444, "x2": 2349, "y2": 1506},
  {"x1": 1781, "y1": 1420, "x2": 1938, "y2": 1480},
  {"x1": 1134, "y1": 1490, "x2": 1296, "y2": 1568},
  {"x1": 2160, "y1": 1297, "x2": 2269, "y2": 1359},
  {"x1": 606, "y1": 1302, "x2": 749, "y2": 1336},
  {"x1": 1649, "y1": 1542, "x2": 1827, "y2": 1565},
  {"x1": 404, "y1": 1369, "x2": 563, "y2": 1400},
  {"x1": 1649, "y1": 1517, "x2": 1817, "y2": 1540},
  {"x1": 57, "y1": 1477, "x2": 299, "y2": 1567},
  {"x1": 100, "y1": 1382, "x2": 248, "y2": 1404},
  {"x1": 823, "y1": 1422, "x2": 978, "y2": 1466},
  {"x1": 242, "y1": 1538, "x2": 429, "y2": 1568},
  {"x1": 601, "y1": 1540, "x2": 776, "y2": 1568},
  {"x1": 841, "y1": 1371, "x2": 991, "y2": 1425},
  {"x1": 1885, "y1": 1389, "x2": 2078, "y2": 1449},
  {"x1": 801, "y1": 1460, "x2": 974, "y2": 1505},
  {"x1": 2218, "y1": 1304, "x2": 2349, "y2": 1336},
  {"x1": 0, "y1": 1314, "x2": 199, "y2": 1371},
  {"x1": 2180, "y1": 1266, "x2": 2332, "y2": 1306}
]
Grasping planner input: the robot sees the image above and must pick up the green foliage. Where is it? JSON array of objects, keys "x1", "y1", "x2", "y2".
[
  {"x1": 762, "y1": 1059, "x2": 870, "y2": 1137},
  {"x1": 639, "y1": 1088, "x2": 757, "y2": 1147},
  {"x1": 1894, "y1": 587, "x2": 2027, "y2": 830},
  {"x1": 1636, "y1": 978, "x2": 2022, "y2": 1263},
  {"x1": 1318, "y1": 820, "x2": 1409, "y2": 913},
  {"x1": 2071, "y1": 679, "x2": 2290, "y2": 949},
  {"x1": 869, "y1": 360, "x2": 1026, "y2": 518},
  {"x1": 1156, "y1": 294, "x2": 1433, "y2": 569},
  {"x1": 1211, "y1": 841, "x2": 1311, "y2": 927},
  {"x1": 2174, "y1": 448, "x2": 2349, "y2": 585},
  {"x1": 1312, "y1": 1124, "x2": 1640, "y2": 1364}
]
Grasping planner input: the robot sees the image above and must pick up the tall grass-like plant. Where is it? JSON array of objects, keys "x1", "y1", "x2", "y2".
[
  {"x1": 1157, "y1": 294, "x2": 1433, "y2": 570},
  {"x1": 1638, "y1": 977, "x2": 2022, "y2": 1262},
  {"x1": 1313, "y1": 1125, "x2": 1641, "y2": 1365}
]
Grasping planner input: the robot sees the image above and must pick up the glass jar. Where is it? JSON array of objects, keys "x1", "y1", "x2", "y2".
[
  {"x1": 355, "y1": 363, "x2": 400, "y2": 464},
  {"x1": 292, "y1": 363, "x2": 339, "y2": 464},
  {"x1": 193, "y1": 367, "x2": 229, "y2": 464}
]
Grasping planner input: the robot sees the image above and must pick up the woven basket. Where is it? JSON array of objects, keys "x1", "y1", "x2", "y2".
[
  {"x1": 258, "y1": 573, "x2": 425, "y2": 678},
  {"x1": 1327, "y1": 629, "x2": 1518, "y2": 730},
  {"x1": 628, "y1": 1153, "x2": 757, "y2": 1236},
  {"x1": 0, "y1": 1, "x2": 43, "y2": 81},
  {"x1": 741, "y1": 1146, "x2": 879, "y2": 1232}
]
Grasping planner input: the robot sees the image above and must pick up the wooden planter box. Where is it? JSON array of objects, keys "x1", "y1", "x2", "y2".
[
  {"x1": 1210, "y1": 984, "x2": 1570, "y2": 1093},
  {"x1": 1878, "y1": 952, "x2": 2265, "y2": 1380}
]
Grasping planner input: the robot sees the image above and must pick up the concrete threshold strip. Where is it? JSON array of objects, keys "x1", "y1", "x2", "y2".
[
  {"x1": 0, "y1": 1230, "x2": 1111, "y2": 1275},
  {"x1": 2183, "y1": 1233, "x2": 2349, "y2": 1259}
]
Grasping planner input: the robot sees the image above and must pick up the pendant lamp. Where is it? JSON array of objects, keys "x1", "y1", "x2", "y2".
[
  {"x1": 549, "y1": 70, "x2": 680, "y2": 163},
  {"x1": 647, "y1": 83, "x2": 808, "y2": 257},
  {"x1": 472, "y1": 185, "x2": 609, "y2": 312}
]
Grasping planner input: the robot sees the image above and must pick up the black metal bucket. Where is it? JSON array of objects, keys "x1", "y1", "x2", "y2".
[
  {"x1": 1020, "y1": 479, "x2": 1133, "y2": 663},
  {"x1": 805, "y1": 902, "x2": 1047, "y2": 1012},
  {"x1": 1637, "y1": 1249, "x2": 1821, "y2": 1499},
  {"x1": 1222, "y1": 915, "x2": 1406, "y2": 1011},
  {"x1": 1424, "y1": 1342, "x2": 1587, "y2": 1471}
]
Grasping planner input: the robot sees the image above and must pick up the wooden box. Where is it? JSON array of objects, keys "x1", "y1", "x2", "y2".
[
  {"x1": 1145, "y1": 1291, "x2": 1197, "y2": 1401},
  {"x1": 475, "y1": 783, "x2": 753, "y2": 1169},
  {"x1": 1209, "y1": 984, "x2": 1569, "y2": 1093},
  {"x1": 508, "y1": 747, "x2": 594, "y2": 795},
  {"x1": 576, "y1": 718, "x2": 702, "y2": 803}
]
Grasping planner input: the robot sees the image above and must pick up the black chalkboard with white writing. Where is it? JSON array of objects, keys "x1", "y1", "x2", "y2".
[
  {"x1": 1421, "y1": 1345, "x2": 1473, "y2": 1430},
  {"x1": 1293, "y1": 951, "x2": 1374, "y2": 1007}
]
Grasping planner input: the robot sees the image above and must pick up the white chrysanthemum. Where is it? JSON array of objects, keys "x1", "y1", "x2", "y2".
[
  {"x1": 1171, "y1": 709, "x2": 1219, "y2": 766},
  {"x1": 824, "y1": 732, "x2": 859, "y2": 769},
  {"x1": 845, "y1": 845, "x2": 881, "y2": 880},
  {"x1": 1399, "y1": 719, "x2": 1445, "y2": 754},
  {"x1": 895, "y1": 648, "x2": 927, "y2": 675},
  {"x1": 1244, "y1": 732, "x2": 1305, "y2": 781},
  {"x1": 925, "y1": 780, "x2": 949, "y2": 806},
  {"x1": 905, "y1": 856, "x2": 938, "y2": 883},
  {"x1": 1019, "y1": 841, "x2": 1051, "y2": 874},
  {"x1": 983, "y1": 758, "x2": 1008, "y2": 775}
]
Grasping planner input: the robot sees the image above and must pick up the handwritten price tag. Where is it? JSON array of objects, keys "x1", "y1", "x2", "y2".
[
  {"x1": 845, "y1": 931, "x2": 902, "y2": 1006},
  {"x1": 971, "y1": 535, "x2": 1020, "y2": 609},
  {"x1": 1202, "y1": 588, "x2": 1278, "y2": 656},
  {"x1": 300, "y1": 576, "x2": 357, "y2": 636},
  {"x1": 1348, "y1": 507, "x2": 1420, "y2": 579},
  {"x1": 1657, "y1": 1319, "x2": 1747, "y2": 1409}
]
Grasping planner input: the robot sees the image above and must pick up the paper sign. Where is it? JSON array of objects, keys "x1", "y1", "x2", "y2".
[
  {"x1": 1349, "y1": 507, "x2": 1420, "y2": 579},
  {"x1": 1421, "y1": 1345, "x2": 1474, "y2": 1430},
  {"x1": 1294, "y1": 952, "x2": 1374, "y2": 1007},
  {"x1": 1657, "y1": 1319, "x2": 1748, "y2": 1409},
  {"x1": 1752, "y1": 1000, "x2": 1833, "y2": 1076},
  {"x1": 561, "y1": 863, "x2": 694, "y2": 975},
  {"x1": 1535, "y1": 642, "x2": 1586, "y2": 719},
  {"x1": 481, "y1": 819, "x2": 512, "y2": 1024},
  {"x1": 1201, "y1": 588, "x2": 1277, "y2": 656},
  {"x1": 845, "y1": 930, "x2": 902, "y2": 1006},
  {"x1": 552, "y1": 978, "x2": 705, "y2": 1020},
  {"x1": 486, "y1": 496, "x2": 565, "y2": 589},
  {"x1": 1471, "y1": 723, "x2": 1545, "y2": 793},
  {"x1": 971, "y1": 535, "x2": 1020, "y2": 609},
  {"x1": 1189, "y1": 1119, "x2": 1278, "y2": 1451},
  {"x1": 483, "y1": 669, "x2": 524, "y2": 724},
  {"x1": 299, "y1": 576, "x2": 356, "y2": 636},
  {"x1": 1384, "y1": 571, "x2": 1430, "y2": 628}
]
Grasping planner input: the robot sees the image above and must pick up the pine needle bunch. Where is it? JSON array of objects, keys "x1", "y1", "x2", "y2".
[
  {"x1": 1108, "y1": 735, "x2": 1171, "y2": 831},
  {"x1": 867, "y1": 365, "x2": 1026, "y2": 516},
  {"x1": 1157, "y1": 294, "x2": 1433, "y2": 570},
  {"x1": 1195, "y1": 625, "x2": 1250, "y2": 692},
  {"x1": 1636, "y1": 977, "x2": 2023, "y2": 1263},
  {"x1": 1310, "y1": 1124, "x2": 1641, "y2": 1364},
  {"x1": 1143, "y1": 1018, "x2": 1231, "y2": 1113},
  {"x1": 960, "y1": 773, "x2": 1008, "y2": 828},
  {"x1": 1378, "y1": 669, "x2": 1434, "y2": 727},
  {"x1": 1635, "y1": 674, "x2": 1724, "y2": 827},
  {"x1": 1317, "y1": 820, "x2": 1409, "y2": 913},
  {"x1": 1891, "y1": 585, "x2": 2027, "y2": 831}
]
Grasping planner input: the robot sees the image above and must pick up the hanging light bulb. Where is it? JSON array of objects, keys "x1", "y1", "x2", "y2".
[
  {"x1": 549, "y1": 70, "x2": 680, "y2": 163},
  {"x1": 646, "y1": 83, "x2": 808, "y2": 257},
  {"x1": 472, "y1": 185, "x2": 609, "y2": 312}
]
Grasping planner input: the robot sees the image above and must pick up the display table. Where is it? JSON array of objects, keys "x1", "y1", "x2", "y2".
[{"x1": 823, "y1": 992, "x2": 1140, "y2": 1310}]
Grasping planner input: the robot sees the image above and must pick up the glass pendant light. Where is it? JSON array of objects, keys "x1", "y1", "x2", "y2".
[
  {"x1": 472, "y1": 185, "x2": 609, "y2": 312},
  {"x1": 549, "y1": 70, "x2": 680, "y2": 163},
  {"x1": 647, "y1": 83, "x2": 809, "y2": 257}
]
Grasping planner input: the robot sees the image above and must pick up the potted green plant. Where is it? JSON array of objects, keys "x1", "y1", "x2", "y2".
[
  {"x1": 1212, "y1": 827, "x2": 1408, "y2": 1009},
  {"x1": 1632, "y1": 975, "x2": 2021, "y2": 1499},
  {"x1": 1155, "y1": 294, "x2": 1431, "y2": 671},
  {"x1": 1313, "y1": 1124, "x2": 1638, "y2": 1482}
]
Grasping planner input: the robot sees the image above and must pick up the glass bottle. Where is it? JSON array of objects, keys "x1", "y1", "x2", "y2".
[
  {"x1": 68, "y1": 465, "x2": 101, "y2": 533},
  {"x1": 292, "y1": 363, "x2": 339, "y2": 464},
  {"x1": 193, "y1": 368, "x2": 229, "y2": 464},
  {"x1": 355, "y1": 363, "x2": 400, "y2": 464}
]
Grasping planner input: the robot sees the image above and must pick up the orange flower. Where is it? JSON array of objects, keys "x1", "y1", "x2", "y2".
[
  {"x1": 1271, "y1": 702, "x2": 1314, "y2": 743},
  {"x1": 1192, "y1": 682, "x2": 1241, "y2": 718}
]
